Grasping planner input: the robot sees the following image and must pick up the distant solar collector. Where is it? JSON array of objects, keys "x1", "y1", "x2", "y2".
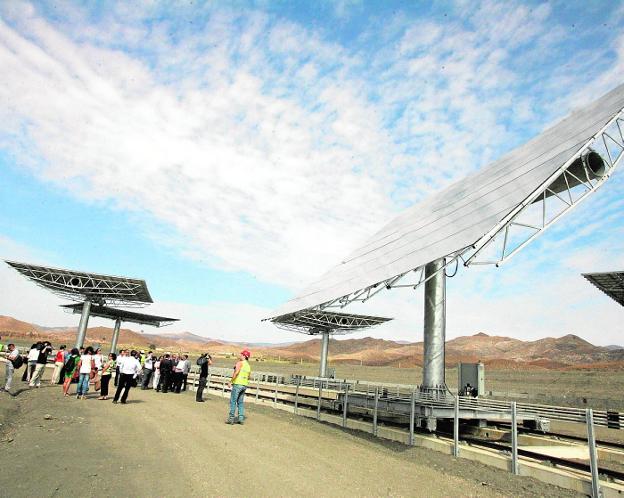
[
  {"x1": 271, "y1": 310, "x2": 391, "y2": 335},
  {"x1": 583, "y1": 271, "x2": 624, "y2": 307},
  {"x1": 61, "y1": 303, "x2": 178, "y2": 327},
  {"x1": 270, "y1": 310, "x2": 391, "y2": 377}
]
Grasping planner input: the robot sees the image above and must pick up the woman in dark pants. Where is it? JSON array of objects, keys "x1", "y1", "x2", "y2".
[{"x1": 98, "y1": 353, "x2": 116, "y2": 400}]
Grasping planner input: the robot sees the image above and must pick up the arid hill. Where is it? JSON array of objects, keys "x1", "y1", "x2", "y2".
[
  {"x1": 1, "y1": 314, "x2": 623, "y2": 369},
  {"x1": 0, "y1": 315, "x2": 231, "y2": 353}
]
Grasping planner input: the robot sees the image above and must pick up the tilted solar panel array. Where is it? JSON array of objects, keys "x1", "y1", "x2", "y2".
[
  {"x1": 6, "y1": 260, "x2": 153, "y2": 304},
  {"x1": 272, "y1": 84, "x2": 624, "y2": 318}
]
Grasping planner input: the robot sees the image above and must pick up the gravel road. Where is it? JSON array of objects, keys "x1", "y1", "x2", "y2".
[{"x1": 0, "y1": 377, "x2": 581, "y2": 498}]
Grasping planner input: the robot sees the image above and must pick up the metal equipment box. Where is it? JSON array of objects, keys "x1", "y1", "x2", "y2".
[{"x1": 458, "y1": 362, "x2": 485, "y2": 396}]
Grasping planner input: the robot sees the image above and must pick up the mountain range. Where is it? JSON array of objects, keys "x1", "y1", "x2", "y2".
[{"x1": 1, "y1": 314, "x2": 623, "y2": 370}]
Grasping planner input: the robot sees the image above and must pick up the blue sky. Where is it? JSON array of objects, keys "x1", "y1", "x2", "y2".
[{"x1": 0, "y1": 0, "x2": 623, "y2": 344}]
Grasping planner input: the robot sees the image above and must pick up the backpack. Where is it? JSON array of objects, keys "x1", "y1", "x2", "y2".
[
  {"x1": 196, "y1": 356, "x2": 207, "y2": 366},
  {"x1": 12, "y1": 355, "x2": 25, "y2": 369}
]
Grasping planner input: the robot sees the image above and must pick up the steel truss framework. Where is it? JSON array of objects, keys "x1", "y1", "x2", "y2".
[
  {"x1": 61, "y1": 303, "x2": 179, "y2": 327},
  {"x1": 306, "y1": 106, "x2": 624, "y2": 313},
  {"x1": 271, "y1": 310, "x2": 392, "y2": 335},
  {"x1": 6, "y1": 260, "x2": 153, "y2": 306},
  {"x1": 582, "y1": 271, "x2": 624, "y2": 306}
]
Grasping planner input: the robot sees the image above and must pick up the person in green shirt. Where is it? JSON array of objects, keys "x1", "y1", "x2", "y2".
[{"x1": 62, "y1": 348, "x2": 80, "y2": 397}]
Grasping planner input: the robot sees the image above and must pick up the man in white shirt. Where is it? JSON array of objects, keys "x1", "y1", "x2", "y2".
[
  {"x1": 141, "y1": 352, "x2": 154, "y2": 390},
  {"x1": 182, "y1": 354, "x2": 191, "y2": 391},
  {"x1": 29, "y1": 342, "x2": 52, "y2": 388},
  {"x1": 113, "y1": 350, "x2": 141, "y2": 404},
  {"x1": 24, "y1": 343, "x2": 40, "y2": 382},
  {"x1": 173, "y1": 357, "x2": 186, "y2": 393},
  {"x1": 114, "y1": 349, "x2": 127, "y2": 387},
  {"x1": 3, "y1": 344, "x2": 20, "y2": 391}
]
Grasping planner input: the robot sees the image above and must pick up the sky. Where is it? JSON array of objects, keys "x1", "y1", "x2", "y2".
[{"x1": 0, "y1": 0, "x2": 623, "y2": 346}]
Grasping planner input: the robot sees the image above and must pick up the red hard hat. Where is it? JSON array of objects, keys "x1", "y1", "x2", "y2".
[{"x1": 241, "y1": 349, "x2": 251, "y2": 359}]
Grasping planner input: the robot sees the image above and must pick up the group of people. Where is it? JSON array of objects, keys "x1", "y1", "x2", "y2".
[
  {"x1": 1, "y1": 341, "x2": 55, "y2": 391},
  {"x1": 2, "y1": 339, "x2": 253, "y2": 424},
  {"x1": 150, "y1": 352, "x2": 193, "y2": 393}
]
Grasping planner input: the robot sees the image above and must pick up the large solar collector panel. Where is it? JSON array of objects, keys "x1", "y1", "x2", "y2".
[{"x1": 270, "y1": 84, "x2": 624, "y2": 319}]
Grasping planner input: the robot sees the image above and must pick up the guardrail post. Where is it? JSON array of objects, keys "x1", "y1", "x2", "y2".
[
  {"x1": 256, "y1": 379, "x2": 260, "y2": 401},
  {"x1": 221, "y1": 377, "x2": 226, "y2": 397},
  {"x1": 295, "y1": 379, "x2": 300, "y2": 415},
  {"x1": 274, "y1": 381, "x2": 278, "y2": 407},
  {"x1": 342, "y1": 385, "x2": 349, "y2": 428},
  {"x1": 453, "y1": 394, "x2": 460, "y2": 457},
  {"x1": 409, "y1": 389, "x2": 415, "y2": 445},
  {"x1": 586, "y1": 408, "x2": 602, "y2": 498},
  {"x1": 373, "y1": 387, "x2": 379, "y2": 437},
  {"x1": 511, "y1": 401, "x2": 519, "y2": 475},
  {"x1": 317, "y1": 384, "x2": 323, "y2": 421}
]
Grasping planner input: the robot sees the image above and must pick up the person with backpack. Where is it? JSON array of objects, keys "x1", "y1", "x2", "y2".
[
  {"x1": 2, "y1": 344, "x2": 20, "y2": 392},
  {"x1": 62, "y1": 348, "x2": 80, "y2": 397},
  {"x1": 22, "y1": 343, "x2": 40, "y2": 382},
  {"x1": 195, "y1": 353, "x2": 212, "y2": 402},
  {"x1": 29, "y1": 341, "x2": 53, "y2": 388}
]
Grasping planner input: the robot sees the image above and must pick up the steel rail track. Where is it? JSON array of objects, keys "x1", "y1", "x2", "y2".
[
  {"x1": 452, "y1": 434, "x2": 624, "y2": 482},
  {"x1": 490, "y1": 423, "x2": 624, "y2": 451}
]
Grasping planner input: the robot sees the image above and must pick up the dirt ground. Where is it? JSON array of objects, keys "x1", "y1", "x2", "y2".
[{"x1": 0, "y1": 369, "x2": 583, "y2": 498}]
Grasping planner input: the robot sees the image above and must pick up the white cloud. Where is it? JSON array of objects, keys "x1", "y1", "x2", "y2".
[{"x1": 0, "y1": 1, "x2": 623, "y2": 346}]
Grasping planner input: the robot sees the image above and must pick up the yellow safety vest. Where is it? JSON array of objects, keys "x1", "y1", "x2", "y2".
[{"x1": 233, "y1": 360, "x2": 251, "y2": 386}]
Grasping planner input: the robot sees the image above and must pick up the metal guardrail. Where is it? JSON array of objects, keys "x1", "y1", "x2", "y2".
[{"x1": 197, "y1": 366, "x2": 622, "y2": 430}]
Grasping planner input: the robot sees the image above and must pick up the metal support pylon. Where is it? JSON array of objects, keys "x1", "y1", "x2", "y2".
[
  {"x1": 319, "y1": 330, "x2": 330, "y2": 378},
  {"x1": 75, "y1": 299, "x2": 92, "y2": 349},
  {"x1": 422, "y1": 258, "x2": 446, "y2": 392},
  {"x1": 110, "y1": 317, "x2": 122, "y2": 354}
]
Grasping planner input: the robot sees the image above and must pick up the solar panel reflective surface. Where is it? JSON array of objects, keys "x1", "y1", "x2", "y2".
[
  {"x1": 583, "y1": 271, "x2": 624, "y2": 306},
  {"x1": 6, "y1": 260, "x2": 153, "y2": 305},
  {"x1": 271, "y1": 84, "x2": 624, "y2": 318},
  {"x1": 61, "y1": 303, "x2": 178, "y2": 326},
  {"x1": 271, "y1": 310, "x2": 391, "y2": 335}
]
